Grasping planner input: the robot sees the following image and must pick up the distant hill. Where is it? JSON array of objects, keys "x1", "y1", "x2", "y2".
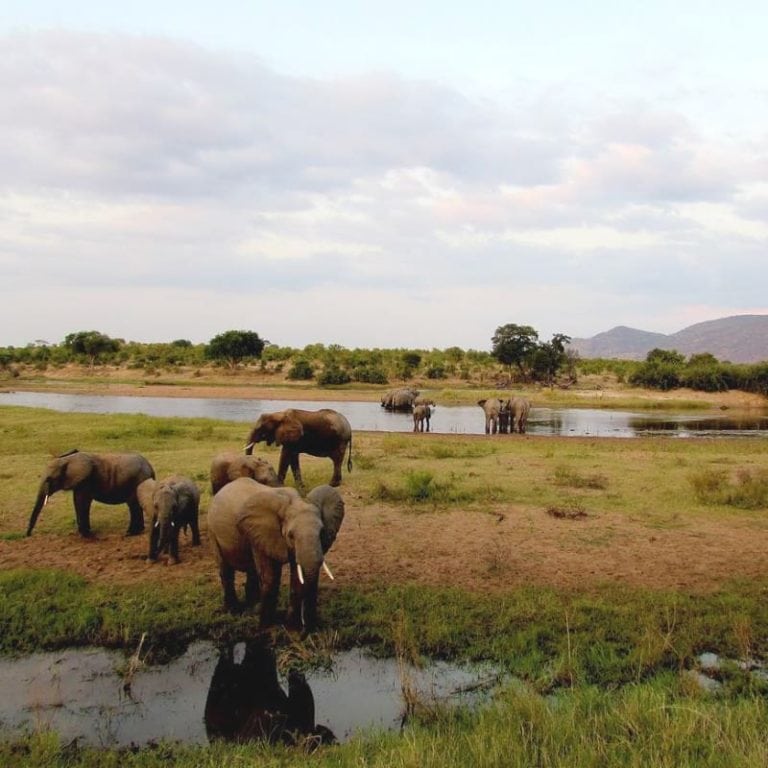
[{"x1": 569, "y1": 315, "x2": 768, "y2": 363}]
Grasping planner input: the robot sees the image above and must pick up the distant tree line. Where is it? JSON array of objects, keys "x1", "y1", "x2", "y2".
[{"x1": 2, "y1": 328, "x2": 768, "y2": 396}]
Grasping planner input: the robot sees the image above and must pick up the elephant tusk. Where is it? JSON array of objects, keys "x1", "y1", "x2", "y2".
[
  {"x1": 244, "y1": 442, "x2": 255, "y2": 452},
  {"x1": 43, "y1": 494, "x2": 49, "y2": 508},
  {"x1": 154, "y1": 520, "x2": 160, "y2": 528},
  {"x1": 322, "y1": 561, "x2": 334, "y2": 581},
  {"x1": 296, "y1": 564, "x2": 305, "y2": 585}
]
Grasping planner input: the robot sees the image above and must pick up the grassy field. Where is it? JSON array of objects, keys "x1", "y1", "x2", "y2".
[{"x1": 1, "y1": 404, "x2": 767, "y2": 766}]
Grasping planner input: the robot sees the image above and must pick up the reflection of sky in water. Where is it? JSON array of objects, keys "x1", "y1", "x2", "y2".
[
  {"x1": 1, "y1": 391, "x2": 767, "y2": 437},
  {"x1": 0, "y1": 643, "x2": 495, "y2": 747}
]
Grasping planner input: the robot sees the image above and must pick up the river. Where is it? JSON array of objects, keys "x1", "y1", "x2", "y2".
[{"x1": 2, "y1": 391, "x2": 768, "y2": 437}]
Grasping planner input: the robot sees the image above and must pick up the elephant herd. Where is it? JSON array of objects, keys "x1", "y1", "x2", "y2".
[
  {"x1": 381, "y1": 387, "x2": 436, "y2": 432},
  {"x1": 25, "y1": 408, "x2": 352, "y2": 633}
]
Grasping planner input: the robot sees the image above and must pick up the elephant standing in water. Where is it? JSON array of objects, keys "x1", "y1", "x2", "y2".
[
  {"x1": 381, "y1": 387, "x2": 419, "y2": 411},
  {"x1": 245, "y1": 408, "x2": 352, "y2": 490},
  {"x1": 412, "y1": 404, "x2": 432, "y2": 432},
  {"x1": 506, "y1": 397, "x2": 531, "y2": 433},
  {"x1": 210, "y1": 452, "x2": 281, "y2": 494},
  {"x1": 208, "y1": 479, "x2": 345, "y2": 631},
  {"x1": 137, "y1": 475, "x2": 201, "y2": 564},
  {"x1": 27, "y1": 450, "x2": 155, "y2": 537},
  {"x1": 478, "y1": 398, "x2": 504, "y2": 435}
]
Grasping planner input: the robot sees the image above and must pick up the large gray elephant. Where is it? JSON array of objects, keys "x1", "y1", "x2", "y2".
[
  {"x1": 477, "y1": 398, "x2": 504, "y2": 435},
  {"x1": 210, "y1": 452, "x2": 281, "y2": 494},
  {"x1": 504, "y1": 397, "x2": 531, "y2": 433},
  {"x1": 137, "y1": 475, "x2": 201, "y2": 564},
  {"x1": 245, "y1": 408, "x2": 352, "y2": 490},
  {"x1": 208, "y1": 479, "x2": 345, "y2": 631},
  {"x1": 381, "y1": 387, "x2": 419, "y2": 411},
  {"x1": 27, "y1": 449, "x2": 155, "y2": 537},
  {"x1": 412, "y1": 404, "x2": 432, "y2": 432}
]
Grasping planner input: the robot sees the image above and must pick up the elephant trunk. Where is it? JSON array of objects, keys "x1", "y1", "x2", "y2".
[
  {"x1": 27, "y1": 480, "x2": 51, "y2": 536},
  {"x1": 295, "y1": 538, "x2": 323, "y2": 631}
]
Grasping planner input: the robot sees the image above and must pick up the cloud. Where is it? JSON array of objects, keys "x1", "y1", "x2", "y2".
[{"x1": 1, "y1": 29, "x2": 766, "y2": 347}]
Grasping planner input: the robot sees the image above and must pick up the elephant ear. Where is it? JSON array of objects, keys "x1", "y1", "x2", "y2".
[
  {"x1": 307, "y1": 485, "x2": 345, "y2": 553},
  {"x1": 236, "y1": 489, "x2": 292, "y2": 563},
  {"x1": 275, "y1": 411, "x2": 303, "y2": 446},
  {"x1": 136, "y1": 478, "x2": 156, "y2": 513}
]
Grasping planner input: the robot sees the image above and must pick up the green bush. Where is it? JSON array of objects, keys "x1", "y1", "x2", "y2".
[
  {"x1": 690, "y1": 467, "x2": 768, "y2": 509},
  {"x1": 286, "y1": 358, "x2": 314, "y2": 380},
  {"x1": 317, "y1": 364, "x2": 351, "y2": 386}
]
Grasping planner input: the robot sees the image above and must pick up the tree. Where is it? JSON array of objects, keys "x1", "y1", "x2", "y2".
[
  {"x1": 491, "y1": 324, "x2": 539, "y2": 376},
  {"x1": 63, "y1": 330, "x2": 121, "y2": 369},
  {"x1": 205, "y1": 330, "x2": 266, "y2": 369},
  {"x1": 531, "y1": 333, "x2": 572, "y2": 386},
  {"x1": 400, "y1": 351, "x2": 422, "y2": 379}
]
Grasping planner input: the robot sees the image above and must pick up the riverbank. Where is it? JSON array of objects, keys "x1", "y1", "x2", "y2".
[{"x1": 2, "y1": 363, "x2": 766, "y2": 410}]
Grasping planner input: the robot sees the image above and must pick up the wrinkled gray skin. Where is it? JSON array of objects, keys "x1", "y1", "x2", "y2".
[
  {"x1": 412, "y1": 404, "x2": 432, "y2": 432},
  {"x1": 210, "y1": 452, "x2": 281, "y2": 494},
  {"x1": 413, "y1": 396, "x2": 436, "y2": 408},
  {"x1": 245, "y1": 408, "x2": 352, "y2": 490},
  {"x1": 27, "y1": 450, "x2": 155, "y2": 537},
  {"x1": 477, "y1": 398, "x2": 504, "y2": 435},
  {"x1": 380, "y1": 387, "x2": 419, "y2": 411},
  {"x1": 498, "y1": 402, "x2": 511, "y2": 434},
  {"x1": 138, "y1": 475, "x2": 201, "y2": 565},
  {"x1": 208, "y1": 479, "x2": 345, "y2": 632}
]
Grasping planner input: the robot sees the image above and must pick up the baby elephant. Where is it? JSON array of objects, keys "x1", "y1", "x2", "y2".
[
  {"x1": 138, "y1": 475, "x2": 201, "y2": 565},
  {"x1": 412, "y1": 404, "x2": 432, "y2": 432},
  {"x1": 210, "y1": 452, "x2": 281, "y2": 495}
]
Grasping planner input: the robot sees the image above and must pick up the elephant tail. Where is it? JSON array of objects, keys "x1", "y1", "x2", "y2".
[{"x1": 347, "y1": 435, "x2": 353, "y2": 474}]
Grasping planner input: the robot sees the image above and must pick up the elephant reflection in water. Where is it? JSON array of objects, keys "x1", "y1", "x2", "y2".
[{"x1": 204, "y1": 641, "x2": 335, "y2": 748}]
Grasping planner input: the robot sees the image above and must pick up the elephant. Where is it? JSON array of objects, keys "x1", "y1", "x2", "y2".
[
  {"x1": 412, "y1": 404, "x2": 432, "y2": 432},
  {"x1": 381, "y1": 387, "x2": 419, "y2": 411},
  {"x1": 207, "y1": 479, "x2": 345, "y2": 631},
  {"x1": 498, "y1": 401, "x2": 511, "y2": 434},
  {"x1": 204, "y1": 640, "x2": 335, "y2": 746},
  {"x1": 137, "y1": 475, "x2": 201, "y2": 564},
  {"x1": 413, "y1": 395, "x2": 436, "y2": 408},
  {"x1": 509, "y1": 397, "x2": 531, "y2": 433},
  {"x1": 244, "y1": 408, "x2": 352, "y2": 490},
  {"x1": 210, "y1": 452, "x2": 281, "y2": 494},
  {"x1": 27, "y1": 449, "x2": 155, "y2": 537},
  {"x1": 477, "y1": 398, "x2": 504, "y2": 435}
]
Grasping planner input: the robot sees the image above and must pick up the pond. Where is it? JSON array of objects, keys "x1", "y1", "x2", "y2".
[
  {"x1": 0, "y1": 641, "x2": 499, "y2": 747},
  {"x1": 1, "y1": 391, "x2": 768, "y2": 437}
]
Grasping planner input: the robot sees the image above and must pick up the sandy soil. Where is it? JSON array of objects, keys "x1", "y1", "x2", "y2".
[{"x1": 3, "y1": 368, "x2": 766, "y2": 596}]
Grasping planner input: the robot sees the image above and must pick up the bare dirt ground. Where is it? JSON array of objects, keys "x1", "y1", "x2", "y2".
[
  {"x1": 4, "y1": 500, "x2": 767, "y2": 596},
  {"x1": 3, "y1": 367, "x2": 767, "y2": 596}
]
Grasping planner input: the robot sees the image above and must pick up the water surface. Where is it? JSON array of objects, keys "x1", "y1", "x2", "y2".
[{"x1": 1, "y1": 391, "x2": 767, "y2": 437}]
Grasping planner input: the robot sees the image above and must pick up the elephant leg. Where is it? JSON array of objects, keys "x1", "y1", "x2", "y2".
[
  {"x1": 219, "y1": 563, "x2": 241, "y2": 613},
  {"x1": 329, "y1": 449, "x2": 343, "y2": 487},
  {"x1": 426, "y1": 417, "x2": 430, "y2": 432},
  {"x1": 147, "y1": 518, "x2": 160, "y2": 562},
  {"x1": 277, "y1": 448, "x2": 291, "y2": 485},
  {"x1": 258, "y1": 556, "x2": 283, "y2": 629},
  {"x1": 126, "y1": 497, "x2": 145, "y2": 536},
  {"x1": 485, "y1": 418, "x2": 490, "y2": 435},
  {"x1": 73, "y1": 490, "x2": 94, "y2": 537},
  {"x1": 289, "y1": 454, "x2": 305, "y2": 491},
  {"x1": 190, "y1": 516, "x2": 201, "y2": 546},
  {"x1": 245, "y1": 569, "x2": 261, "y2": 607}
]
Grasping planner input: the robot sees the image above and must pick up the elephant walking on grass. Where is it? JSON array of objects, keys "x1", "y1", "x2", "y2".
[
  {"x1": 27, "y1": 450, "x2": 155, "y2": 537},
  {"x1": 137, "y1": 475, "x2": 201, "y2": 564},
  {"x1": 413, "y1": 404, "x2": 432, "y2": 432},
  {"x1": 245, "y1": 408, "x2": 352, "y2": 490},
  {"x1": 208, "y1": 479, "x2": 345, "y2": 631},
  {"x1": 210, "y1": 452, "x2": 281, "y2": 494}
]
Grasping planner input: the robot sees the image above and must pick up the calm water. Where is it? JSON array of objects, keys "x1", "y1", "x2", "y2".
[
  {"x1": 0, "y1": 642, "x2": 497, "y2": 747},
  {"x1": 1, "y1": 391, "x2": 768, "y2": 437}
]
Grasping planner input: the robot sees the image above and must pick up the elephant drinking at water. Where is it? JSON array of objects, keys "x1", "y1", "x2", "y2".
[{"x1": 245, "y1": 408, "x2": 352, "y2": 490}]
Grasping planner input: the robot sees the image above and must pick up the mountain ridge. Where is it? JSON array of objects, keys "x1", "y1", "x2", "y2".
[{"x1": 569, "y1": 314, "x2": 768, "y2": 363}]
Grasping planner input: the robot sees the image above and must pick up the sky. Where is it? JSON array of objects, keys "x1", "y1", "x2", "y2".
[{"x1": 1, "y1": 1, "x2": 767, "y2": 349}]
